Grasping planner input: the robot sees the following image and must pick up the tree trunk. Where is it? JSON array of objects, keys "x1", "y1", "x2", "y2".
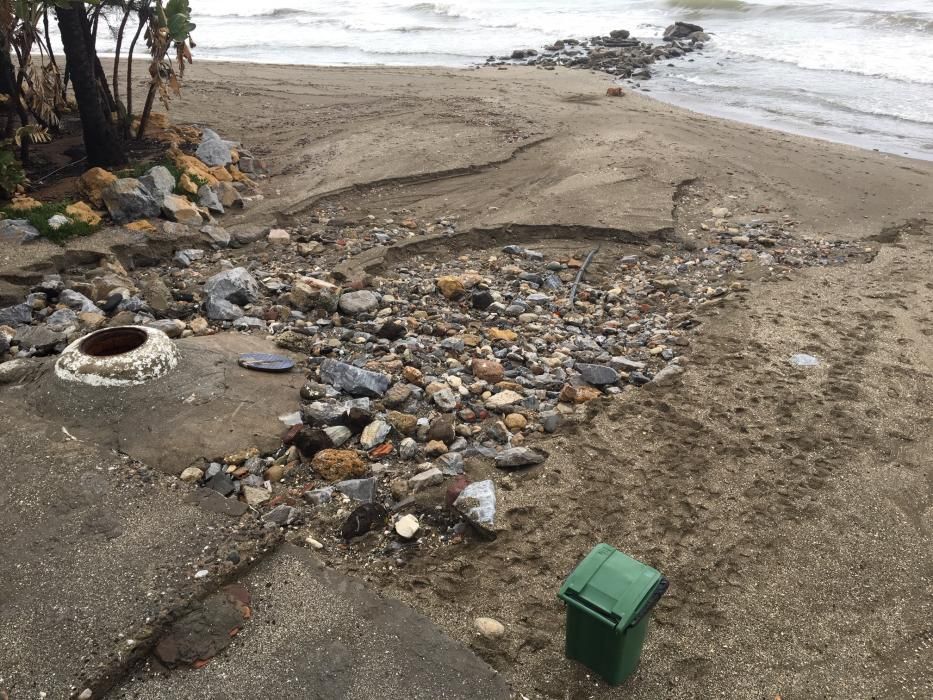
[
  {"x1": 112, "y1": 7, "x2": 132, "y2": 106},
  {"x1": 55, "y1": 2, "x2": 126, "y2": 167},
  {"x1": 125, "y1": 7, "x2": 149, "y2": 138}
]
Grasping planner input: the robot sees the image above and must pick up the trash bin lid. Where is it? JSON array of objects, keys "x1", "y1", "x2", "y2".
[{"x1": 558, "y1": 543, "x2": 662, "y2": 632}]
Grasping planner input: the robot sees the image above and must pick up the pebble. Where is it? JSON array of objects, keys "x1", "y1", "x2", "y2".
[
  {"x1": 474, "y1": 617, "x2": 505, "y2": 639},
  {"x1": 179, "y1": 466, "x2": 204, "y2": 484},
  {"x1": 395, "y1": 513, "x2": 420, "y2": 539}
]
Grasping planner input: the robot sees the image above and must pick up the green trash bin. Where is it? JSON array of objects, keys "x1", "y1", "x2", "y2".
[{"x1": 557, "y1": 543, "x2": 668, "y2": 686}]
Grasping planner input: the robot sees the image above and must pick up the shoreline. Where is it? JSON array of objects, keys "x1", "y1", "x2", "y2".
[
  {"x1": 165, "y1": 61, "x2": 932, "y2": 243},
  {"x1": 165, "y1": 53, "x2": 933, "y2": 163}
]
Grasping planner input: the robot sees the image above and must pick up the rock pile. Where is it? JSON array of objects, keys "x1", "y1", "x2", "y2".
[
  {"x1": 2, "y1": 127, "x2": 261, "y2": 245},
  {"x1": 0, "y1": 202, "x2": 873, "y2": 563},
  {"x1": 489, "y1": 23, "x2": 711, "y2": 81}
]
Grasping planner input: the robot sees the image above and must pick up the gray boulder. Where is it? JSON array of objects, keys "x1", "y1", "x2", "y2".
[
  {"x1": 203, "y1": 267, "x2": 259, "y2": 306},
  {"x1": 0, "y1": 303, "x2": 33, "y2": 327},
  {"x1": 14, "y1": 325, "x2": 66, "y2": 353},
  {"x1": 200, "y1": 225, "x2": 231, "y2": 249},
  {"x1": 204, "y1": 297, "x2": 245, "y2": 321},
  {"x1": 319, "y1": 358, "x2": 390, "y2": 398},
  {"x1": 437, "y1": 452, "x2": 464, "y2": 475},
  {"x1": 495, "y1": 446, "x2": 547, "y2": 469},
  {"x1": 335, "y1": 477, "x2": 377, "y2": 503},
  {"x1": 59, "y1": 289, "x2": 102, "y2": 314},
  {"x1": 664, "y1": 21, "x2": 703, "y2": 41},
  {"x1": 262, "y1": 504, "x2": 301, "y2": 527},
  {"x1": 454, "y1": 480, "x2": 498, "y2": 538},
  {"x1": 338, "y1": 290, "x2": 379, "y2": 315},
  {"x1": 102, "y1": 178, "x2": 161, "y2": 223},
  {"x1": 198, "y1": 184, "x2": 224, "y2": 214},
  {"x1": 0, "y1": 219, "x2": 41, "y2": 244},
  {"x1": 196, "y1": 133, "x2": 234, "y2": 167},
  {"x1": 138, "y1": 165, "x2": 176, "y2": 202},
  {"x1": 576, "y1": 362, "x2": 620, "y2": 386},
  {"x1": 46, "y1": 308, "x2": 79, "y2": 331}
]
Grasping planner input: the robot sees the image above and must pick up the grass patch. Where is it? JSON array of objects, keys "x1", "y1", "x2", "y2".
[
  {"x1": 1, "y1": 201, "x2": 100, "y2": 244},
  {"x1": 114, "y1": 160, "x2": 156, "y2": 179}
]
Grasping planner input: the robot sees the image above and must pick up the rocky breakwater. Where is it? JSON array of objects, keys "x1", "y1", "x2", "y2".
[{"x1": 490, "y1": 21, "x2": 711, "y2": 82}]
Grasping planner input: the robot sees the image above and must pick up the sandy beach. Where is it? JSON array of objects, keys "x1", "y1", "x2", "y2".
[
  {"x1": 164, "y1": 62, "x2": 933, "y2": 697},
  {"x1": 2, "y1": 58, "x2": 933, "y2": 699}
]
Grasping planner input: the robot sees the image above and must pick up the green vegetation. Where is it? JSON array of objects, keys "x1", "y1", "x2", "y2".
[
  {"x1": 1, "y1": 201, "x2": 100, "y2": 244},
  {"x1": 0, "y1": 145, "x2": 25, "y2": 199}
]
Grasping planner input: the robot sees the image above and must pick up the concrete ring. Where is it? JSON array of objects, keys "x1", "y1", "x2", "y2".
[{"x1": 55, "y1": 325, "x2": 180, "y2": 386}]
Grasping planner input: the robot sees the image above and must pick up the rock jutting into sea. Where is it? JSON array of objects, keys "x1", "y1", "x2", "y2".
[{"x1": 489, "y1": 22, "x2": 710, "y2": 81}]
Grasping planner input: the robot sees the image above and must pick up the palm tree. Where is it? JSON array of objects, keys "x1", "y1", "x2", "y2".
[{"x1": 54, "y1": 1, "x2": 126, "y2": 166}]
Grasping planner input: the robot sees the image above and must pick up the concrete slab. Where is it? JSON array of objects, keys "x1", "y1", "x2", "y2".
[
  {"x1": 0, "y1": 411, "x2": 238, "y2": 699},
  {"x1": 10, "y1": 333, "x2": 304, "y2": 474},
  {"x1": 115, "y1": 544, "x2": 510, "y2": 700}
]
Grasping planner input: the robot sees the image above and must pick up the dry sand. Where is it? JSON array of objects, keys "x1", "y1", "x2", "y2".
[{"x1": 164, "y1": 62, "x2": 933, "y2": 699}]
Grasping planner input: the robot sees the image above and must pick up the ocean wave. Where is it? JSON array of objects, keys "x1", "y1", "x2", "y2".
[
  {"x1": 865, "y1": 11, "x2": 933, "y2": 34},
  {"x1": 721, "y1": 48, "x2": 933, "y2": 86},
  {"x1": 196, "y1": 7, "x2": 322, "y2": 19},
  {"x1": 665, "y1": 0, "x2": 748, "y2": 10},
  {"x1": 406, "y1": 3, "x2": 464, "y2": 19}
]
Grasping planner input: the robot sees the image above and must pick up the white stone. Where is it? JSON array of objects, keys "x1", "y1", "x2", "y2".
[
  {"x1": 485, "y1": 389, "x2": 523, "y2": 410},
  {"x1": 268, "y1": 228, "x2": 291, "y2": 244},
  {"x1": 474, "y1": 617, "x2": 505, "y2": 639},
  {"x1": 395, "y1": 514, "x2": 420, "y2": 539},
  {"x1": 48, "y1": 214, "x2": 71, "y2": 230},
  {"x1": 179, "y1": 467, "x2": 203, "y2": 483}
]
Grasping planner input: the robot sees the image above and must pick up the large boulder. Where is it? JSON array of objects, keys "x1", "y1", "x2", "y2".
[
  {"x1": 204, "y1": 297, "x2": 245, "y2": 321},
  {"x1": 203, "y1": 267, "x2": 259, "y2": 306},
  {"x1": 0, "y1": 303, "x2": 33, "y2": 327},
  {"x1": 161, "y1": 194, "x2": 204, "y2": 226},
  {"x1": 59, "y1": 289, "x2": 102, "y2": 314},
  {"x1": 102, "y1": 178, "x2": 161, "y2": 223},
  {"x1": 196, "y1": 130, "x2": 235, "y2": 167},
  {"x1": 138, "y1": 165, "x2": 176, "y2": 202},
  {"x1": 213, "y1": 181, "x2": 244, "y2": 209},
  {"x1": 197, "y1": 184, "x2": 224, "y2": 214},
  {"x1": 663, "y1": 21, "x2": 703, "y2": 41},
  {"x1": 77, "y1": 167, "x2": 117, "y2": 208},
  {"x1": 13, "y1": 325, "x2": 66, "y2": 354},
  {"x1": 0, "y1": 219, "x2": 41, "y2": 244},
  {"x1": 319, "y1": 358, "x2": 390, "y2": 398}
]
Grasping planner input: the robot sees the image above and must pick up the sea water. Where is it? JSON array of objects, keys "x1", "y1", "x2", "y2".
[{"x1": 95, "y1": 0, "x2": 933, "y2": 158}]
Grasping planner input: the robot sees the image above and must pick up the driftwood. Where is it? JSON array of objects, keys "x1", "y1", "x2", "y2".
[{"x1": 568, "y1": 247, "x2": 599, "y2": 307}]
